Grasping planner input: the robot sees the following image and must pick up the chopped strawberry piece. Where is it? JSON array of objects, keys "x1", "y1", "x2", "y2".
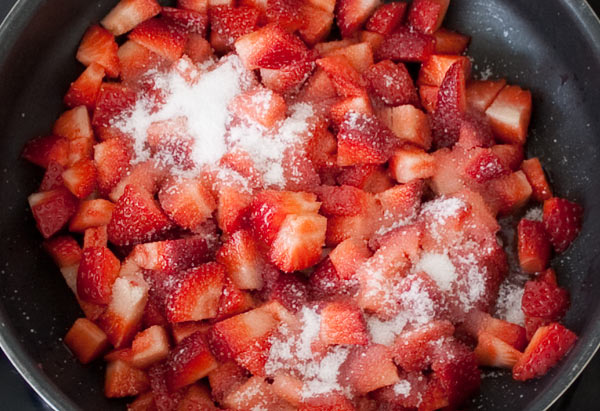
[
  {"x1": 229, "y1": 87, "x2": 287, "y2": 127},
  {"x1": 22, "y1": 135, "x2": 69, "y2": 168},
  {"x1": 343, "y1": 344, "x2": 399, "y2": 394},
  {"x1": 209, "y1": 5, "x2": 261, "y2": 53},
  {"x1": 128, "y1": 18, "x2": 187, "y2": 62},
  {"x1": 166, "y1": 331, "x2": 218, "y2": 391},
  {"x1": 166, "y1": 263, "x2": 226, "y2": 323},
  {"x1": 76, "y1": 25, "x2": 120, "y2": 78},
  {"x1": 336, "y1": 164, "x2": 394, "y2": 194},
  {"x1": 392, "y1": 321, "x2": 455, "y2": 372},
  {"x1": 329, "y1": 95, "x2": 373, "y2": 127},
  {"x1": 299, "y1": 393, "x2": 356, "y2": 410},
  {"x1": 319, "y1": 300, "x2": 368, "y2": 346},
  {"x1": 260, "y1": 58, "x2": 316, "y2": 94},
  {"x1": 322, "y1": 42, "x2": 373, "y2": 74},
  {"x1": 107, "y1": 185, "x2": 172, "y2": 246},
  {"x1": 517, "y1": 219, "x2": 551, "y2": 274},
  {"x1": 185, "y1": 33, "x2": 213, "y2": 64},
  {"x1": 407, "y1": 0, "x2": 449, "y2": 34},
  {"x1": 491, "y1": 143, "x2": 524, "y2": 171},
  {"x1": 485, "y1": 170, "x2": 532, "y2": 215},
  {"x1": 485, "y1": 84, "x2": 532, "y2": 145},
  {"x1": 223, "y1": 376, "x2": 294, "y2": 410},
  {"x1": 177, "y1": 384, "x2": 219, "y2": 409},
  {"x1": 28, "y1": 188, "x2": 78, "y2": 238},
  {"x1": 462, "y1": 310, "x2": 527, "y2": 351},
  {"x1": 127, "y1": 392, "x2": 155, "y2": 410},
  {"x1": 466, "y1": 78, "x2": 507, "y2": 113},
  {"x1": 162, "y1": 7, "x2": 208, "y2": 36},
  {"x1": 39, "y1": 161, "x2": 65, "y2": 191},
  {"x1": 128, "y1": 325, "x2": 171, "y2": 369},
  {"x1": 522, "y1": 280, "x2": 570, "y2": 321},
  {"x1": 431, "y1": 61, "x2": 468, "y2": 148},
  {"x1": 105, "y1": 360, "x2": 150, "y2": 398},
  {"x1": 521, "y1": 157, "x2": 552, "y2": 202},
  {"x1": 366, "y1": 3, "x2": 407, "y2": 35},
  {"x1": 83, "y1": 226, "x2": 108, "y2": 248},
  {"x1": 132, "y1": 236, "x2": 211, "y2": 274},
  {"x1": 216, "y1": 230, "x2": 265, "y2": 290},
  {"x1": 101, "y1": 0, "x2": 161, "y2": 36},
  {"x1": 61, "y1": 159, "x2": 97, "y2": 199},
  {"x1": 298, "y1": 4, "x2": 334, "y2": 46},
  {"x1": 43, "y1": 235, "x2": 82, "y2": 268},
  {"x1": 335, "y1": 0, "x2": 381, "y2": 37},
  {"x1": 91, "y1": 82, "x2": 137, "y2": 138},
  {"x1": 364, "y1": 60, "x2": 419, "y2": 106},
  {"x1": 374, "y1": 181, "x2": 423, "y2": 235},
  {"x1": 64, "y1": 63, "x2": 105, "y2": 110},
  {"x1": 77, "y1": 246, "x2": 121, "y2": 305},
  {"x1": 315, "y1": 38, "x2": 357, "y2": 55},
  {"x1": 377, "y1": 104, "x2": 432, "y2": 149},
  {"x1": 542, "y1": 197, "x2": 583, "y2": 253},
  {"x1": 328, "y1": 237, "x2": 371, "y2": 279},
  {"x1": 512, "y1": 323, "x2": 577, "y2": 381},
  {"x1": 179, "y1": 0, "x2": 208, "y2": 13},
  {"x1": 463, "y1": 148, "x2": 510, "y2": 184},
  {"x1": 388, "y1": 146, "x2": 435, "y2": 183},
  {"x1": 64, "y1": 318, "x2": 110, "y2": 364},
  {"x1": 69, "y1": 199, "x2": 115, "y2": 232},
  {"x1": 457, "y1": 110, "x2": 495, "y2": 149},
  {"x1": 418, "y1": 54, "x2": 471, "y2": 87},
  {"x1": 315, "y1": 184, "x2": 371, "y2": 217},
  {"x1": 110, "y1": 160, "x2": 166, "y2": 202},
  {"x1": 265, "y1": 0, "x2": 306, "y2": 32},
  {"x1": 271, "y1": 374, "x2": 303, "y2": 407},
  {"x1": 307, "y1": 0, "x2": 335, "y2": 13},
  {"x1": 358, "y1": 30, "x2": 384, "y2": 52},
  {"x1": 158, "y1": 176, "x2": 216, "y2": 231},
  {"x1": 474, "y1": 331, "x2": 522, "y2": 369},
  {"x1": 316, "y1": 54, "x2": 367, "y2": 98},
  {"x1": 53, "y1": 106, "x2": 93, "y2": 141},
  {"x1": 147, "y1": 363, "x2": 185, "y2": 410},
  {"x1": 217, "y1": 277, "x2": 255, "y2": 319},
  {"x1": 419, "y1": 84, "x2": 439, "y2": 112},
  {"x1": 208, "y1": 361, "x2": 249, "y2": 403},
  {"x1": 375, "y1": 27, "x2": 435, "y2": 62},
  {"x1": 267, "y1": 272, "x2": 308, "y2": 313},
  {"x1": 433, "y1": 28, "x2": 470, "y2": 54},
  {"x1": 117, "y1": 40, "x2": 167, "y2": 82}
]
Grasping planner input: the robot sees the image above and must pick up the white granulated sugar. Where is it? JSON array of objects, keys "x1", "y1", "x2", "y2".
[
  {"x1": 416, "y1": 253, "x2": 457, "y2": 292},
  {"x1": 375, "y1": 209, "x2": 416, "y2": 237},
  {"x1": 524, "y1": 206, "x2": 543, "y2": 222},
  {"x1": 297, "y1": 306, "x2": 321, "y2": 360},
  {"x1": 367, "y1": 313, "x2": 407, "y2": 346},
  {"x1": 400, "y1": 276, "x2": 437, "y2": 325},
  {"x1": 495, "y1": 281, "x2": 525, "y2": 326},
  {"x1": 393, "y1": 380, "x2": 412, "y2": 397},
  {"x1": 301, "y1": 346, "x2": 350, "y2": 398}
]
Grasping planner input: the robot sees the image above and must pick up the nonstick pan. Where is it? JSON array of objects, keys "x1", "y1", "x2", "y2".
[{"x1": 0, "y1": 0, "x2": 599, "y2": 410}]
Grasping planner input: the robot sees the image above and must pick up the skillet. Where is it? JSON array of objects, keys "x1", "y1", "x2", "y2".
[{"x1": 0, "y1": 0, "x2": 599, "y2": 409}]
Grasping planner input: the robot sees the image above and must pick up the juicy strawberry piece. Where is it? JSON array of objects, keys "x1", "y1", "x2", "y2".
[
  {"x1": 457, "y1": 110, "x2": 495, "y2": 149},
  {"x1": 178, "y1": 384, "x2": 219, "y2": 410},
  {"x1": 308, "y1": 0, "x2": 335, "y2": 13},
  {"x1": 315, "y1": 38, "x2": 357, "y2": 55},
  {"x1": 64, "y1": 63, "x2": 105, "y2": 110},
  {"x1": 91, "y1": 82, "x2": 137, "y2": 139},
  {"x1": 463, "y1": 148, "x2": 510, "y2": 184},
  {"x1": 216, "y1": 185, "x2": 252, "y2": 234},
  {"x1": 53, "y1": 106, "x2": 93, "y2": 141},
  {"x1": 431, "y1": 61, "x2": 467, "y2": 148},
  {"x1": 329, "y1": 95, "x2": 373, "y2": 127},
  {"x1": 129, "y1": 18, "x2": 187, "y2": 61},
  {"x1": 329, "y1": 238, "x2": 371, "y2": 279},
  {"x1": 374, "y1": 181, "x2": 423, "y2": 231},
  {"x1": 216, "y1": 230, "x2": 265, "y2": 290},
  {"x1": 132, "y1": 236, "x2": 211, "y2": 274},
  {"x1": 66, "y1": 137, "x2": 94, "y2": 167},
  {"x1": 166, "y1": 263, "x2": 226, "y2": 323},
  {"x1": 316, "y1": 55, "x2": 367, "y2": 98},
  {"x1": 466, "y1": 79, "x2": 507, "y2": 113},
  {"x1": 462, "y1": 310, "x2": 527, "y2": 350},
  {"x1": 319, "y1": 300, "x2": 368, "y2": 345},
  {"x1": 117, "y1": 40, "x2": 166, "y2": 82},
  {"x1": 260, "y1": 59, "x2": 316, "y2": 94},
  {"x1": 158, "y1": 177, "x2": 216, "y2": 231},
  {"x1": 315, "y1": 184, "x2": 372, "y2": 217},
  {"x1": 267, "y1": 272, "x2": 308, "y2": 312},
  {"x1": 364, "y1": 60, "x2": 419, "y2": 106},
  {"x1": 229, "y1": 87, "x2": 287, "y2": 127},
  {"x1": 64, "y1": 318, "x2": 110, "y2": 364},
  {"x1": 299, "y1": 68, "x2": 338, "y2": 102},
  {"x1": 162, "y1": 7, "x2": 208, "y2": 36},
  {"x1": 148, "y1": 363, "x2": 185, "y2": 410},
  {"x1": 185, "y1": 33, "x2": 213, "y2": 64},
  {"x1": 127, "y1": 392, "x2": 155, "y2": 411},
  {"x1": 513, "y1": 323, "x2": 577, "y2": 381},
  {"x1": 272, "y1": 374, "x2": 303, "y2": 407},
  {"x1": 377, "y1": 104, "x2": 432, "y2": 149},
  {"x1": 419, "y1": 84, "x2": 439, "y2": 112},
  {"x1": 43, "y1": 235, "x2": 82, "y2": 268},
  {"x1": 83, "y1": 226, "x2": 109, "y2": 248},
  {"x1": 521, "y1": 157, "x2": 552, "y2": 202},
  {"x1": 210, "y1": 5, "x2": 261, "y2": 53},
  {"x1": 40, "y1": 161, "x2": 65, "y2": 191},
  {"x1": 388, "y1": 146, "x2": 435, "y2": 183},
  {"x1": 474, "y1": 331, "x2": 522, "y2": 369},
  {"x1": 223, "y1": 376, "x2": 295, "y2": 410},
  {"x1": 337, "y1": 112, "x2": 398, "y2": 166},
  {"x1": 107, "y1": 185, "x2": 172, "y2": 246},
  {"x1": 105, "y1": 360, "x2": 150, "y2": 398},
  {"x1": 517, "y1": 219, "x2": 551, "y2": 274},
  {"x1": 522, "y1": 280, "x2": 570, "y2": 321},
  {"x1": 69, "y1": 199, "x2": 115, "y2": 232},
  {"x1": 309, "y1": 257, "x2": 356, "y2": 298},
  {"x1": 61, "y1": 159, "x2": 97, "y2": 199},
  {"x1": 217, "y1": 277, "x2": 255, "y2": 319},
  {"x1": 265, "y1": 0, "x2": 306, "y2": 32},
  {"x1": 166, "y1": 331, "x2": 218, "y2": 391},
  {"x1": 208, "y1": 361, "x2": 249, "y2": 403},
  {"x1": 77, "y1": 246, "x2": 121, "y2": 305},
  {"x1": 358, "y1": 30, "x2": 384, "y2": 52},
  {"x1": 392, "y1": 321, "x2": 455, "y2": 372},
  {"x1": 491, "y1": 144, "x2": 524, "y2": 171},
  {"x1": 171, "y1": 322, "x2": 210, "y2": 345},
  {"x1": 418, "y1": 54, "x2": 471, "y2": 87},
  {"x1": 298, "y1": 4, "x2": 334, "y2": 46},
  {"x1": 343, "y1": 344, "x2": 400, "y2": 394},
  {"x1": 433, "y1": 28, "x2": 470, "y2": 54},
  {"x1": 323, "y1": 42, "x2": 374, "y2": 73},
  {"x1": 486, "y1": 170, "x2": 532, "y2": 215},
  {"x1": 101, "y1": 0, "x2": 161, "y2": 36},
  {"x1": 179, "y1": 0, "x2": 208, "y2": 12},
  {"x1": 76, "y1": 25, "x2": 120, "y2": 78},
  {"x1": 366, "y1": 2, "x2": 407, "y2": 35},
  {"x1": 22, "y1": 135, "x2": 69, "y2": 168},
  {"x1": 335, "y1": 0, "x2": 381, "y2": 37},
  {"x1": 543, "y1": 197, "x2": 583, "y2": 253},
  {"x1": 375, "y1": 26, "x2": 435, "y2": 62},
  {"x1": 110, "y1": 160, "x2": 166, "y2": 202},
  {"x1": 485, "y1": 85, "x2": 532, "y2": 145},
  {"x1": 28, "y1": 188, "x2": 78, "y2": 238},
  {"x1": 269, "y1": 213, "x2": 327, "y2": 272},
  {"x1": 128, "y1": 325, "x2": 171, "y2": 369},
  {"x1": 408, "y1": 0, "x2": 449, "y2": 34},
  {"x1": 299, "y1": 393, "x2": 356, "y2": 410}
]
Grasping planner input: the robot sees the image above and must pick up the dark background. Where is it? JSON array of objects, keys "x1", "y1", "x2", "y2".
[{"x1": 0, "y1": 0, "x2": 599, "y2": 410}]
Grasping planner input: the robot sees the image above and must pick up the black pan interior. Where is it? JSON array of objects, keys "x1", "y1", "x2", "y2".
[{"x1": 0, "y1": 0, "x2": 599, "y2": 410}]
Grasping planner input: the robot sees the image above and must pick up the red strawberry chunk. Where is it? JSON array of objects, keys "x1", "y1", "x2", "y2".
[
  {"x1": 319, "y1": 300, "x2": 368, "y2": 346},
  {"x1": 132, "y1": 236, "x2": 211, "y2": 275},
  {"x1": 166, "y1": 331, "x2": 218, "y2": 391},
  {"x1": 364, "y1": 60, "x2": 419, "y2": 106},
  {"x1": 517, "y1": 219, "x2": 551, "y2": 274},
  {"x1": 335, "y1": 0, "x2": 381, "y2": 37},
  {"x1": 185, "y1": 33, "x2": 213, "y2": 64},
  {"x1": 64, "y1": 63, "x2": 105, "y2": 110},
  {"x1": 129, "y1": 18, "x2": 187, "y2": 62},
  {"x1": 61, "y1": 159, "x2": 97, "y2": 199},
  {"x1": 265, "y1": 0, "x2": 307, "y2": 32},
  {"x1": 512, "y1": 323, "x2": 577, "y2": 381},
  {"x1": 260, "y1": 59, "x2": 316, "y2": 94},
  {"x1": 208, "y1": 361, "x2": 249, "y2": 403},
  {"x1": 43, "y1": 235, "x2": 82, "y2": 268},
  {"x1": 457, "y1": 110, "x2": 495, "y2": 149},
  {"x1": 329, "y1": 238, "x2": 371, "y2": 279},
  {"x1": 307, "y1": 0, "x2": 336, "y2": 14},
  {"x1": 129, "y1": 325, "x2": 171, "y2": 369},
  {"x1": 223, "y1": 376, "x2": 294, "y2": 410},
  {"x1": 308, "y1": 258, "x2": 357, "y2": 299},
  {"x1": 329, "y1": 95, "x2": 373, "y2": 127},
  {"x1": 336, "y1": 164, "x2": 394, "y2": 193},
  {"x1": 299, "y1": 393, "x2": 355, "y2": 410},
  {"x1": 267, "y1": 273, "x2": 309, "y2": 313},
  {"x1": 375, "y1": 26, "x2": 435, "y2": 62},
  {"x1": 209, "y1": 5, "x2": 261, "y2": 53},
  {"x1": 229, "y1": 87, "x2": 287, "y2": 128},
  {"x1": 392, "y1": 321, "x2": 455, "y2": 372},
  {"x1": 485, "y1": 170, "x2": 532, "y2": 215},
  {"x1": 216, "y1": 230, "x2": 265, "y2": 290},
  {"x1": 161, "y1": 7, "x2": 208, "y2": 36},
  {"x1": 474, "y1": 331, "x2": 522, "y2": 369},
  {"x1": 110, "y1": 160, "x2": 166, "y2": 202},
  {"x1": 101, "y1": 0, "x2": 161, "y2": 36},
  {"x1": 418, "y1": 54, "x2": 471, "y2": 87},
  {"x1": 366, "y1": 3, "x2": 407, "y2": 35},
  {"x1": 105, "y1": 360, "x2": 150, "y2": 398},
  {"x1": 297, "y1": 4, "x2": 334, "y2": 46},
  {"x1": 158, "y1": 176, "x2": 216, "y2": 231},
  {"x1": 147, "y1": 363, "x2": 185, "y2": 410},
  {"x1": 433, "y1": 28, "x2": 470, "y2": 54},
  {"x1": 408, "y1": 0, "x2": 449, "y2": 34},
  {"x1": 377, "y1": 104, "x2": 432, "y2": 149},
  {"x1": 166, "y1": 263, "x2": 226, "y2": 323},
  {"x1": 375, "y1": 180, "x2": 423, "y2": 229},
  {"x1": 53, "y1": 106, "x2": 93, "y2": 141},
  {"x1": 466, "y1": 79, "x2": 507, "y2": 113},
  {"x1": 431, "y1": 61, "x2": 468, "y2": 148},
  {"x1": 315, "y1": 184, "x2": 372, "y2": 217},
  {"x1": 542, "y1": 197, "x2": 583, "y2": 253},
  {"x1": 178, "y1": 384, "x2": 219, "y2": 410},
  {"x1": 419, "y1": 84, "x2": 439, "y2": 112},
  {"x1": 77, "y1": 246, "x2": 121, "y2": 305},
  {"x1": 28, "y1": 188, "x2": 78, "y2": 238},
  {"x1": 91, "y1": 82, "x2": 137, "y2": 136},
  {"x1": 317, "y1": 54, "x2": 367, "y2": 98},
  {"x1": 117, "y1": 40, "x2": 167, "y2": 83},
  {"x1": 522, "y1": 280, "x2": 570, "y2": 321},
  {"x1": 323, "y1": 42, "x2": 374, "y2": 73},
  {"x1": 462, "y1": 310, "x2": 527, "y2": 350},
  {"x1": 217, "y1": 277, "x2": 255, "y2": 319},
  {"x1": 464, "y1": 148, "x2": 510, "y2": 184},
  {"x1": 76, "y1": 25, "x2": 120, "y2": 78},
  {"x1": 22, "y1": 135, "x2": 70, "y2": 168},
  {"x1": 521, "y1": 157, "x2": 552, "y2": 202},
  {"x1": 491, "y1": 143, "x2": 524, "y2": 171},
  {"x1": 69, "y1": 199, "x2": 115, "y2": 232},
  {"x1": 64, "y1": 318, "x2": 110, "y2": 364},
  {"x1": 179, "y1": 0, "x2": 208, "y2": 13},
  {"x1": 343, "y1": 344, "x2": 399, "y2": 394},
  {"x1": 485, "y1": 84, "x2": 532, "y2": 145},
  {"x1": 389, "y1": 146, "x2": 435, "y2": 183},
  {"x1": 40, "y1": 161, "x2": 65, "y2": 191}
]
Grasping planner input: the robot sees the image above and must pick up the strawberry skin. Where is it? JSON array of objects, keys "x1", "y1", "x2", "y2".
[
  {"x1": 166, "y1": 331, "x2": 218, "y2": 391},
  {"x1": 62, "y1": 159, "x2": 97, "y2": 199},
  {"x1": 76, "y1": 25, "x2": 120, "y2": 78},
  {"x1": 364, "y1": 60, "x2": 419, "y2": 107},
  {"x1": 129, "y1": 18, "x2": 187, "y2": 61},
  {"x1": 542, "y1": 197, "x2": 583, "y2": 253},
  {"x1": 365, "y1": 3, "x2": 407, "y2": 35},
  {"x1": 431, "y1": 60, "x2": 468, "y2": 148},
  {"x1": 474, "y1": 331, "x2": 522, "y2": 369},
  {"x1": 28, "y1": 188, "x2": 79, "y2": 238},
  {"x1": 77, "y1": 246, "x2": 121, "y2": 305},
  {"x1": 22, "y1": 135, "x2": 70, "y2": 168},
  {"x1": 64, "y1": 63, "x2": 105, "y2": 111},
  {"x1": 522, "y1": 280, "x2": 570, "y2": 321},
  {"x1": 517, "y1": 218, "x2": 551, "y2": 274},
  {"x1": 375, "y1": 26, "x2": 435, "y2": 63}
]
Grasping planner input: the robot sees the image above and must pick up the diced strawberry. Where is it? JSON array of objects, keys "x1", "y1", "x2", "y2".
[
  {"x1": 77, "y1": 246, "x2": 121, "y2": 305},
  {"x1": 358, "y1": 30, "x2": 384, "y2": 52},
  {"x1": 388, "y1": 146, "x2": 435, "y2": 183},
  {"x1": 272, "y1": 374, "x2": 303, "y2": 407},
  {"x1": 158, "y1": 176, "x2": 216, "y2": 231},
  {"x1": 132, "y1": 236, "x2": 211, "y2": 275},
  {"x1": 433, "y1": 28, "x2": 470, "y2": 54},
  {"x1": 315, "y1": 39, "x2": 357, "y2": 55},
  {"x1": 217, "y1": 277, "x2": 255, "y2": 319},
  {"x1": 43, "y1": 235, "x2": 82, "y2": 268},
  {"x1": 316, "y1": 55, "x2": 367, "y2": 98},
  {"x1": 419, "y1": 84, "x2": 439, "y2": 112},
  {"x1": 260, "y1": 59, "x2": 315, "y2": 94},
  {"x1": 110, "y1": 160, "x2": 166, "y2": 202},
  {"x1": 216, "y1": 230, "x2": 265, "y2": 290},
  {"x1": 76, "y1": 25, "x2": 120, "y2": 78},
  {"x1": 162, "y1": 7, "x2": 208, "y2": 36},
  {"x1": 28, "y1": 188, "x2": 78, "y2": 238},
  {"x1": 474, "y1": 331, "x2": 522, "y2": 369},
  {"x1": 105, "y1": 360, "x2": 150, "y2": 398},
  {"x1": 128, "y1": 325, "x2": 171, "y2": 369},
  {"x1": 337, "y1": 112, "x2": 398, "y2": 166},
  {"x1": 521, "y1": 157, "x2": 552, "y2": 202},
  {"x1": 61, "y1": 159, "x2": 97, "y2": 199},
  {"x1": 229, "y1": 87, "x2": 287, "y2": 128},
  {"x1": 323, "y1": 42, "x2": 374, "y2": 73},
  {"x1": 319, "y1": 300, "x2": 368, "y2": 345},
  {"x1": 298, "y1": 4, "x2": 334, "y2": 46},
  {"x1": 407, "y1": 0, "x2": 449, "y2": 34},
  {"x1": 329, "y1": 238, "x2": 371, "y2": 279},
  {"x1": 299, "y1": 393, "x2": 356, "y2": 411},
  {"x1": 308, "y1": 0, "x2": 335, "y2": 13},
  {"x1": 216, "y1": 184, "x2": 252, "y2": 234},
  {"x1": 67, "y1": 137, "x2": 94, "y2": 166},
  {"x1": 178, "y1": 384, "x2": 219, "y2": 410},
  {"x1": 430, "y1": 61, "x2": 467, "y2": 148},
  {"x1": 107, "y1": 185, "x2": 172, "y2": 246},
  {"x1": 377, "y1": 104, "x2": 432, "y2": 149},
  {"x1": 315, "y1": 184, "x2": 371, "y2": 217},
  {"x1": 335, "y1": 0, "x2": 381, "y2": 37},
  {"x1": 210, "y1": 5, "x2": 261, "y2": 53},
  {"x1": 462, "y1": 310, "x2": 527, "y2": 350},
  {"x1": 513, "y1": 323, "x2": 577, "y2": 381},
  {"x1": 374, "y1": 181, "x2": 423, "y2": 235},
  {"x1": 517, "y1": 219, "x2": 551, "y2": 274},
  {"x1": 127, "y1": 392, "x2": 155, "y2": 411},
  {"x1": 97, "y1": 274, "x2": 149, "y2": 348},
  {"x1": 101, "y1": 0, "x2": 161, "y2": 36},
  {"x1": 179, "y1": 0, "x2": 208, "y2": 12},
  {"x1": 166, "y1": 263, "x2": 226, "y2": 323},
  {"x1": 466, "y1": 79, "x2": 507, "y2": 113},
  {"x1": 373, "y1": 371, "x2": 447, "y2": 410},
  {"x1": 463, "y1": 148, "x2": 510, "y2": 184},
  {"x1": 329, "y1": 95, "x2": 373, "y2": 127},
  {"x1": 64, "y1": 63, "x2": 106, "y2": 110},
  {"x1": 22, "y1": 135, "x2": 70, "y2": 168},
  {"x1": 185, "y1": 33, "x2": 213, "y2": 64},
  {"x1": 64, "y1": 318, "x2": 110, "y2": 364},
  {"x1": 418, "y1": 54, "x2": 471, "y2": 87},
  {"x1": 522, "y1": 280, "x2": 570, "y2": 321},
  {"x1": 364, "y1": 60, "x2": 419, "y2": 106},
  {"x1": 171, "y1": 322, "x2": 210, "y2": 345},
  {"x1": 117, "y1": 40, "x2": 166, "y2": 82},
  {"x1": 265, "y1": 0, "x2": 306, "y2": 32},
  {"x1": 148, "y1": 363, "x2": 185, "y2": 410},
  {"x1": 223, "y1": 376, "x2": 295, "y2": 410},
  {"x1": 485, "y1": 84, "x2": 532, "y2": 145},
  {"x1": 542, "y1": 197, "x2": 583, "y2": 253},
  {"x1": 456, "y1": 110, "x2": 495, "y2": 149},
  {"x1": 392, "y1": 321, "x2": 455, "y2": 372},
  {"x1": 92, "y1": 84, "x2": 136, "y2": 141},
  {"x1": 129, "y1": 18, "x2": 187, "y2": 61},
  {"x1": 485, "y1": 170, "x2": 532, "y2": 215},
  {"x1": 365, "y1": 3, "x2": 407, "y2": 35},
  {"x1": 267, "y1": 272, "x2": 308, "y2": 313},
  {"x1": 298, "y1": 68, "x2": 338, "y2": 103},
  {"x1": 40, "y1": 161, "x2": 65, "y2": 191},
  {"x1": 165, "y1": 331, "x2": 218, "y2": 391},
  {"x1": 53, "y1": 106, "x2": 93, "y2": 142},
  {"x1": 83, "y1": 225, "x2": 108, "y2": 248},
  {"x1": 343, "y1": 344, "x2": 399, "y2": 394},
  {"x1": 491, "y1": 144, "x2": 524, "y2": 171},
  {"x1": 375, "y1": 26, "x2": 435, "y2": 62},
  {"x1": 208, "y1": 361, "x2": 249, "y2": 403},
  {"x1": 69, "y1": 199, "x2": 115, "y2": 232},
  {"x1": 336, "y1": 164, "x2": 393, "y2": 194}
]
